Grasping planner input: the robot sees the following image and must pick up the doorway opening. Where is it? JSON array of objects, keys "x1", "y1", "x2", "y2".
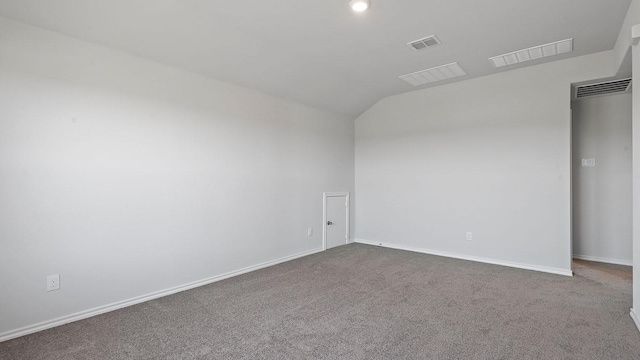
[{"x1": 570, "y1": 80, "x2": 633, "y2": 271}]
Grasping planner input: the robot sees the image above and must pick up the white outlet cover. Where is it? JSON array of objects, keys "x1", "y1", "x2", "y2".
[
  {"x1": 47, "y1": 274, "x2": 60, "y2": 292},
  {"x1": 307, "y1": 227, "x2": 313, "y2": 237}
]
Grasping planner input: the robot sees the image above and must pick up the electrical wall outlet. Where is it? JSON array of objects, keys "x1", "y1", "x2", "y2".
[
  {"x1": 466, "y1": 232, "x2": 473, "y2": 241},
  {"x1": 307, "y1": 227, "x2": 313, "y2": 237},
  {"x1": 47, "y1": 274, "x2": 60, "y2": 292}
]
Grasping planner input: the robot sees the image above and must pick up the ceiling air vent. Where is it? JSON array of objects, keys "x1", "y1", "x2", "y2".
[
  {"x1": 575, "y1": 78, "x2": 632, "y2": 99},
  {"x1": 408, "y1": 35, "x2": 441, "y2": 51},
  {"x1": 489, "y1": 38, "x2": 573, "y2": 68},
  {"x1": 399, "y1": 62, "x2": 467, "y2": 87}
]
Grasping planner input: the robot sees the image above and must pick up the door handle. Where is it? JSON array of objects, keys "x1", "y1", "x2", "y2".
[{"x1": 327, "y1": 221, "x2": 333, "y2": 225}]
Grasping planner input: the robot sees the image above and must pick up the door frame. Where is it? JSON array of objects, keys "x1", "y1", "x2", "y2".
[{"x1": 322, "y1": 192, "x2": 350, "y2": 250}]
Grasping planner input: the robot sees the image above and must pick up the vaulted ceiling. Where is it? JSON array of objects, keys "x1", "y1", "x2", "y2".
[{"x1": 0, "y1": 0, "x2": 632, "y2": 117}]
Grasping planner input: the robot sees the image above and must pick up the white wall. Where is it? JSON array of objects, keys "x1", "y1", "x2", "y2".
[
  {"x1": 613, "y1": 0, "x2": 639, "y2": 332},
  {"x1": 614, "y1": 0, "x2": 640, "y2": 72},
  {"x1": 632, "y1": 29, "x2": 640, "y2": 328},
  {"x1": 571, "y1": 94, "x2": 632, "y2": 265},
  {"x1": 0, "y1": 17, "x2": 354, "y2": 338},
  {"x1": 355, "y1": 51, "x2": 615, "y2": 274}
]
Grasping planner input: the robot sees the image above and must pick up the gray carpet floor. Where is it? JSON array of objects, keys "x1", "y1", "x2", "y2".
[{"x1": 1, "y1": 243, "x2": 639, "y2": 359}]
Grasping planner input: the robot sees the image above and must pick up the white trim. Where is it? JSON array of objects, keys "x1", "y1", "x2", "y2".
[
  {"x1": 0, "y1": 247, "x2": 323, "y2": 343},
  {"x1": 322, "y1": 192, "x2": 350, "y2": 250},
  {"x1": 632, "y1": 24, "x2": 640, "y2": 46},
  {"x1": 355, "y1": 239, "x2": 573, "y2": 277},
  {"x1": 631, "y1": 309, "x2": 640, "y2": 333},
  {"x1": 572, "y1": 254, "x2": 633, "y2": 266}
]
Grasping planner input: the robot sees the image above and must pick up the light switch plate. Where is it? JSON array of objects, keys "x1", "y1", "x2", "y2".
[{"x1": 582, "y1": 158, "x2": 596, "y2": 167}]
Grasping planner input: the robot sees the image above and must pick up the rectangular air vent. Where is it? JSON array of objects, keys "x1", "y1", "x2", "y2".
[
  {"x1": 399, "y1": 62, "x2": 467, "y2": 87},
  {"x1": 575, "y1": 78, "x2": 632, "y2": 99},
  {"x1": 489, "y1": 38, "x2": 573, "y2": 68},
  {"x1": 408, "y1": 35, "x2": 441, "y2": 51}
]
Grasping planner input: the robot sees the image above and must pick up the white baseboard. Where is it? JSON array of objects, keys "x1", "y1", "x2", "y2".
[
  {"x1": 0, "y1": 247, "x2": 324, "y2": 343},
  {"x1": 572, "y1": 254, "x2": 632, "y2": 266},
  {"x1": 631, "y1": 309, "x2": 640, "y2": 334},
  {"x1": 355, "y1": 239, "x2": 573, "y2": 277}
]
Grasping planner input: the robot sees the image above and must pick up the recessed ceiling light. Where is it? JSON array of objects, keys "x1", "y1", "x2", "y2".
[
  {"x1": 489, "y1": 38, "x2": 573, "y2": 68},
  {"x1": 350, "y1": 0, "x2": 371, "y2": 12}
]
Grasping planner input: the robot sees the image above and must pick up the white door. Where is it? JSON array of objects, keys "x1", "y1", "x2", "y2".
[{"x1": 325, "y1": 194, "x2": 349, "y2": 249}]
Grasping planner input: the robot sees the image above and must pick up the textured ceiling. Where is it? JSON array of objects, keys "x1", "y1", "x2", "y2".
[{"x1": 0, "y1": 0, "x2": 632, "y2": 117}]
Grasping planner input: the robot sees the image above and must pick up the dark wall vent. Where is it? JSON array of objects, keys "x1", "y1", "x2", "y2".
[{"x1": 575, "y1": 78, "x2": 632, "y2": 99}]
